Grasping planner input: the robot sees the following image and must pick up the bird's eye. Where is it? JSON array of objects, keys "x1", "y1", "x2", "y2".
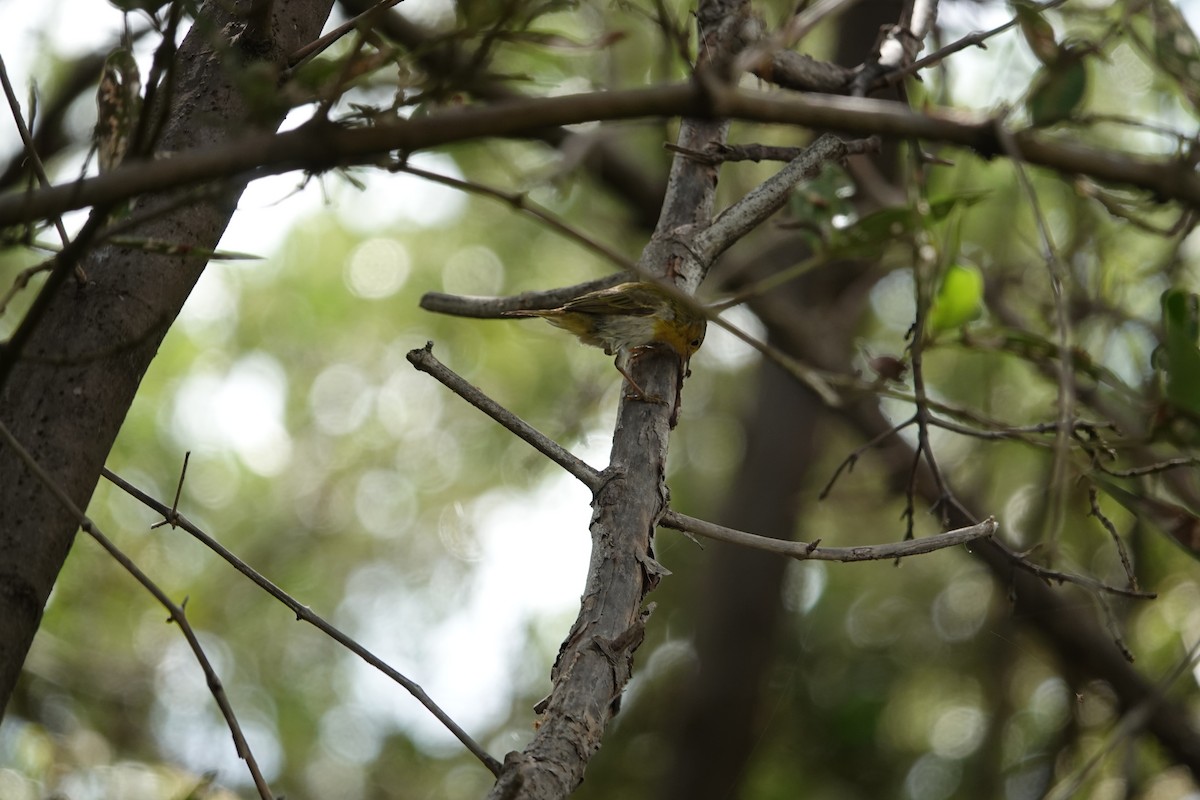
[{"x1": 691, "y1": 338, "x2": 702, "y2": 347}]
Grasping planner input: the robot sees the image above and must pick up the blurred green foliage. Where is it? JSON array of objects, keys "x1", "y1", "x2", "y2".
[{"x1": 4, "y1": 0, "x2": 1200, "y2": 799}]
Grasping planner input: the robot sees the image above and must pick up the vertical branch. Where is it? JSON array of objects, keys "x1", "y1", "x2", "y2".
[{"x1": 485, "y1": 3, "x2": 752, "y2": 799}]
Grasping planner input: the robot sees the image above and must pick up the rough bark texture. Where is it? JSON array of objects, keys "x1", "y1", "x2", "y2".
[{"x1": 0, "y1": 0, "x2": 335, "y2": 716}]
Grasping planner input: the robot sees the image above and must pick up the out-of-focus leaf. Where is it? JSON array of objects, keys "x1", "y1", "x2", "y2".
[
  {"x1": 928, "y1": 263, "x2": 984, "y2": 333},
  {"x1": 1092, "y1": 475, "x2": 1200, "y2": 561},
  {"x1": 1159, "y1": 289, "x2": 1200, "y2": 416},
  {"x1": 1026, "y1": 49, "x2": 1088, "y2": 126},
  {"x1": 1014, "y1": 1, "x2": 1060, "y2": 65},
  {"x1": 927, "y1": 190, "x2": 991, "y2": 221},
  {"x1": 825, "y1": 191, "x2": 989, "y2": 259},
  {"x1": 497, "y1": 29, "x2": 628, "y2": 50},
  {"x1": 95, "y1": 46, "x2": 142, "y2": 172},
  {"x1": 1150, "y1": 0, "x2": 1200, "y2": 113}
]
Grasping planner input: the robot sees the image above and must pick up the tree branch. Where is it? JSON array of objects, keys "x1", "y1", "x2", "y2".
[
  {"x1": 99, "y1": 465, "x2": 503, "y2": 776},
  {"x1": 6, "y1": 83, "x2": 1200, "y2": 228},
  {"x1": 660, "y1": 510, "x2": 998, "y2": 561},
  {"x1": 406, "y1": 343, "x2": 605, "y2": 492},
  {"x1": 0, "y1": 421, "x2": 276, "y2": 799}
]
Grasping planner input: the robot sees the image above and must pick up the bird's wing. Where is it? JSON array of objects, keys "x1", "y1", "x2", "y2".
[{"x1": 563, "y1": 284, "x2": 657, "y2": 316}]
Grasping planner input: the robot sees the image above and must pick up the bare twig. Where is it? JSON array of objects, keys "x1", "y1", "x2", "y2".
[
  {"x1": 928, "y1": 416, "x2": 1117, "y2": 443},
  {"x1": 820, "y1": 415, "x2": 917, "y2": 499},
  {"x1": 0, "y1": 422, "x2": 276, "y2": 799},
  {"x1": 1101, "y1": 457, "x2": 1200, "y2": 478},
  {"x1": 661, "y1": 510, "x2": 997, "y2": 561},
  {"x1": 990, "y1": 537, "x2": 1156, "y2": 600},
  {"x1": 150, "y1": 450, "x2": 190, "y2": 529},
  {"x1": 289, "y1": 0, "x2": 404, "y2": 67},
  {"x1": 995, "y1": 121, "x2": 1075, "y2": 555},
  {"x1": 734, "y1": 0, "x2": 864, "y2": 77},
  {"x1": 693, "y1": 134, "x2": 849, "y2": 262},
  {"x1": 393, "y1": 164, "x2": 637, "y2": 272},
  {"x1": 876, "y1": 0, "x2": 1070, "y2": 88},
  {"x1": 99, "y1": 466, "x2": 503, "y2": 776},
  {"x1": 0, "y1": 208, "x2": 110, "y2": 393},
  {"x1": 1088, "y1": 486, "x2": 1139, "y2": 592},
  {"x1": 1043, "y1": 638, "x2": 1200, "y2": 799},
  {"x1": 0, "y1": 55, "x2": 71, "y2": 250},
  {"x1": 0, "y1": 261, "x2": 54, "y2": 318},
  {"x1": 406, "y1": 343, "x2": 605, "y2": 492}
]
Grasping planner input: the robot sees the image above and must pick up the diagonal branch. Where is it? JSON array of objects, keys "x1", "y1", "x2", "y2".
[
  {"x1": 0, "y1": 421, "x2": 276, "y2": 800},
  {"x1": 407, "y1": 343, "x2": 604, "y2": 492},
  {"x1": 99, "y1": 465, "x2": 503, "y2": 776}
]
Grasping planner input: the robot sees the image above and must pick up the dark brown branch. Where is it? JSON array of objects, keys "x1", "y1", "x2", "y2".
[{"x1": 7, "y1": 82, "x2": 1200, "y2": 228}]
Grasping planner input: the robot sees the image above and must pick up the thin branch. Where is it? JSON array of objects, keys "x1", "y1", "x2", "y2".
[
  {"x1": 0, "y1": 208, "x2": 110, "y2": 393},
  {"x1": 909, "y1": 240, "x2": 953, "y2": 528},
  {"x1": 850, "y1": 0, "x2": 938, "y2": 96},
  {"x1": 734, "y1": 0, "x2": 865, "y2": 78},
  {"x1": 99, "y1": 466, "x2": 503, "y2": 777},
  {"x1": 928, "y1": 416, "x2": 1118, "y2": 443},
  {"x1": 0, "y1": 261, "x2": 54, "y2": 318},
  {"x1": 1088, "y1": 486, "x2": 1139, "y2": 592},
  {"x1": 0, "y1": 421, "x2": 275, "y2": 800},
  {"x1": 876, "y1": 0, "x2": 1071, "y2": 89},
  {"x1": 660, "y1": 510, "x2": 997, "y2": 561},
  {"x1": 0, "y1": 53, "x2": 82, "y2": 289},
  {"x1": 820, "y1": 415, "x2": 917, "y2": 499},
  {"x1": 1101, "y1": 457, "x2": 1200, "y2": 478},
  {"x1": 392, "y1": 164, "x2": 637, "y2": 272},
  {"x1": 991, "y1": 537, "x2": 1156, "y2": 599},
  {"x1": 406, "y1": 342, "x2": 605, "y2": 492},
  {"x1": 0, "y1": 54, "x2": 70, "y2": 250},
  {"x1": 150, "y1": 450, "x2": 190, "y2": 529},
  {"x1": 996, "y1": 120, "x2": 1075, "y2": 554},
  {"x1": 1043, "y1": 637, "x2": 1200, "y2": 799},
  {"x1": 692, "y1": 133, "x2": 850, "y2": 262},
  {"x1": 288, "y1": 0, "x2": 403, "y2": 68}
]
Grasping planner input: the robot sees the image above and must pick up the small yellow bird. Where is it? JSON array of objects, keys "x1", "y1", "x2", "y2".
[{"x1": 503, "y1": 281, "x2": 706, "y2": 400}]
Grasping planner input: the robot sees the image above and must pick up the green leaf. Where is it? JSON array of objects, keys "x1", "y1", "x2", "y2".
[
  {"x1": 1014, "y1": 1, "x2": 1061, "y2": 65},
  {"x1": 928, "y1": 263, "x2": 984, "y2": 333},
  {"x1": 825, "y1": 191, "x2": 989, "y2": 260},
  {"x1": 1160, "y1": 289, "x2": 1200, "y2": 416},
  {"x1": 1026, "y1": 50, "x2": 1088, "y2": 126}
]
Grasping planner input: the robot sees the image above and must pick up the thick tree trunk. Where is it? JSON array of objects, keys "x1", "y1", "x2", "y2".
[{"x1": 0, "y1": 0, "x2": 334, "y2": 717}]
